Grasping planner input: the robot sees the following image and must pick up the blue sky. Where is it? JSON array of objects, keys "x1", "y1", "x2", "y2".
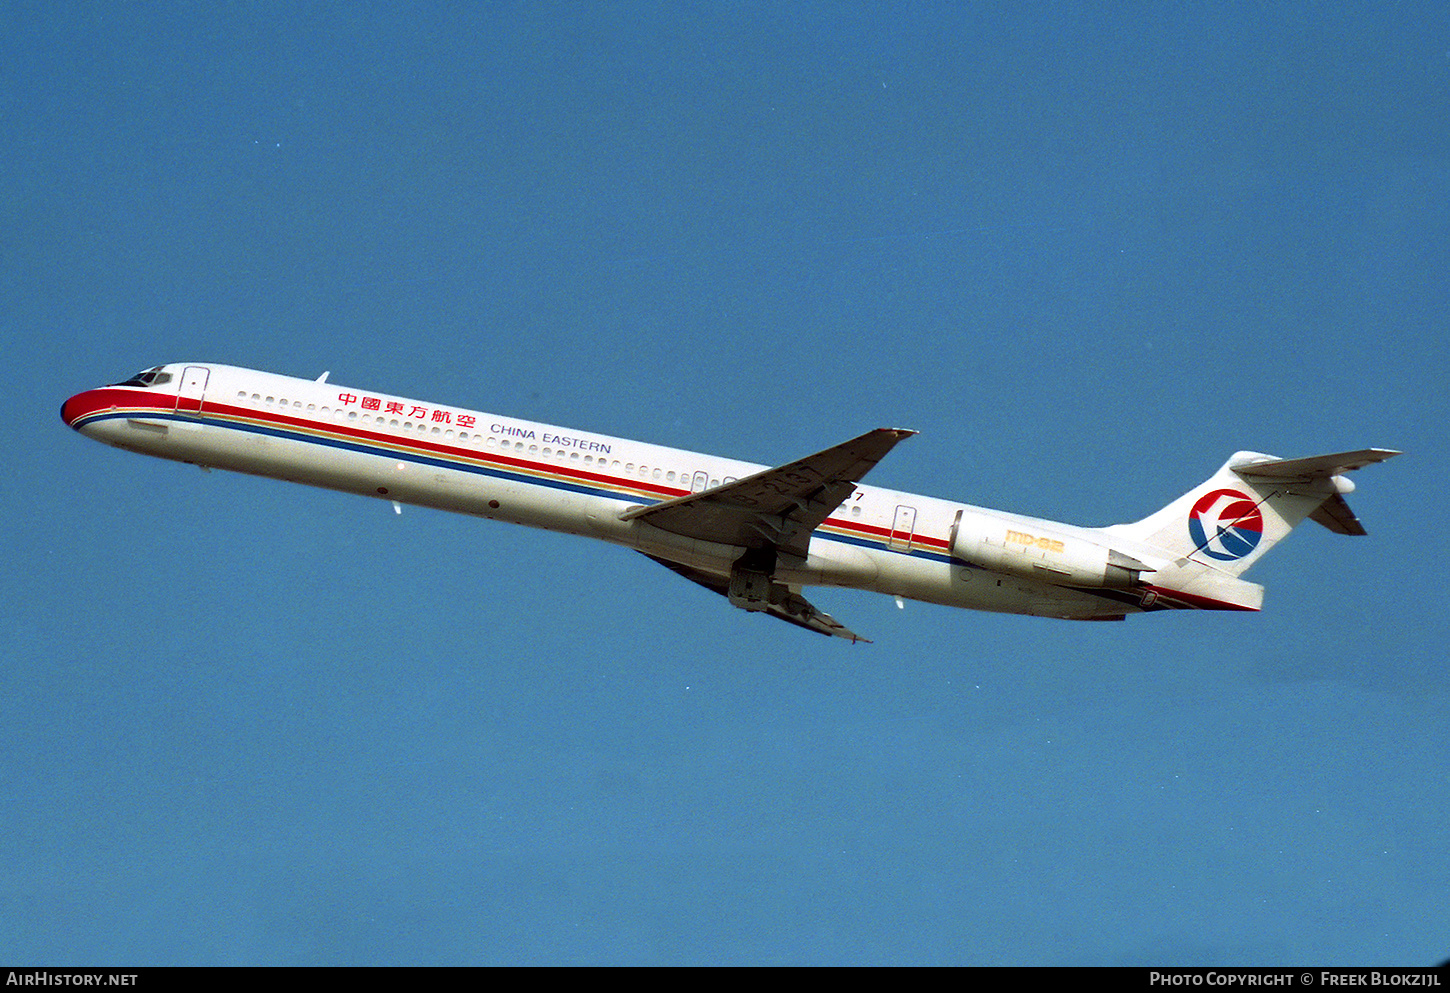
[{"x1": 4, "y1": 1, "x2": 1447, "y2": 965}]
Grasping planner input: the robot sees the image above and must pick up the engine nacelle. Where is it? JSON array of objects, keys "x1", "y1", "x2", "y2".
[{"x1": 950, "y1": 509, "x2": 1152, "y2": 589}]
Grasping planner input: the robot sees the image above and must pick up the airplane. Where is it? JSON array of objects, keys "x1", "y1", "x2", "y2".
[{"x1": 61, "y1": 363, "x2": 1399, "y2": 642}]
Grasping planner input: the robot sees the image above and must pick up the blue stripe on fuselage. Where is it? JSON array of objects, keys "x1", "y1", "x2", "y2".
[{"x1": 81, "y1": 405, "x2": 959, "y2": 563}]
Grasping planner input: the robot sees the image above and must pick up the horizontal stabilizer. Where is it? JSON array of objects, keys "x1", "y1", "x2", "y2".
[
  {"x1": 1234, "y1": 448, "x2": 1399, "y2": 536},
  {"x1": 1110, "y1": 446, "x2": 1400, "y2": 574},
  {"x1": 1233, "y1": 448, "x2": 1400, "y2": 481},
  {"x1": 1309, "y1": 493, "x2": 1368, "y2": 536}
]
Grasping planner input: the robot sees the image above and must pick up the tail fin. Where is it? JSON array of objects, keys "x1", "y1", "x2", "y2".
[{"x1": 1107, "y1": 449, "x2": 1400, "y2": 577}]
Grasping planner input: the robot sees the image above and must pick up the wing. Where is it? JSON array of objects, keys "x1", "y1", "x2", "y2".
[
  {"x1": 620, "y1": 428, "x2": 916, "y2": 558},
  {"x1": 640, "y1": 555, "x2": 871, "y2": 643}
]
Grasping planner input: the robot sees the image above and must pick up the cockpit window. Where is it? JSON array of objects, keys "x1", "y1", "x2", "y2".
[{"x1": 113, "y1": 367, "x2": 173, "y2": 388}]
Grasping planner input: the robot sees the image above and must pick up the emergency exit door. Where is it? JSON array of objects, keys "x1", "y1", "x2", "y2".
[
  {"x1": 175, "y1": 365, "x2": 209, "y2": 414},
  {"x1": 889, "y1": 505, "x2": 917, "y2": 552}
]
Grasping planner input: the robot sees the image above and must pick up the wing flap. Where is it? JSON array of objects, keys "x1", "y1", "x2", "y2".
[{"x1": 642, "y1": 554, "x2": 871, "y2": 643}]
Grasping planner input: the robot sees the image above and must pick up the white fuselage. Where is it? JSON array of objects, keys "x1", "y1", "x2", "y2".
[{"x1": 62, "y1": 363, "x2": 1237, "y2": 624}]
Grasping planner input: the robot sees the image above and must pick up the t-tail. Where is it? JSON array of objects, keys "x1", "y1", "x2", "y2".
[{"x1": 1103, "y1": 448, "x2": 1400, "y2": 611}]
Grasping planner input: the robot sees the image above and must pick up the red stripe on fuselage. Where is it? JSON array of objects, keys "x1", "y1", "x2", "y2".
[
  {"x1": 62, "y1": 386, "x2": 174, "y2": 426},
  {"x1": 64, "y1": 385, "x2": 951, "y2": 554}
]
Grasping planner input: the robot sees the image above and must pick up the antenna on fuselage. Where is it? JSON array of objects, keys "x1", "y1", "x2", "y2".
[{"x1": 315, "y1": 371, "x2": 330, "y2": 383}]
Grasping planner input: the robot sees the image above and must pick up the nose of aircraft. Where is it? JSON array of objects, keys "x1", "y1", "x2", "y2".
[
  {"x1": 61, "y1": 392, "x2": 82, "y2": 429},
  {"x1": 61, "y1": 389, "x2": 101, "y2": 431}
]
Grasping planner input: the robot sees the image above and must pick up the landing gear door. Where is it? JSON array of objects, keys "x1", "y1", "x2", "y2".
[{"x1": 176, "y1": 366, "x2": 209, "y2": 414}]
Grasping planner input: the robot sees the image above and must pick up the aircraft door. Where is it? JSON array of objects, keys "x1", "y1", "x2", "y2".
[
  {"x1": 176, "y1": 366, "x2": 209, "y2": 414},
  {"x1": 889, "y1": 505, "x2": 917, "y2": 552},
  {"x1": 690, "y1": 470, "x2": 709, "y2": 493}
]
